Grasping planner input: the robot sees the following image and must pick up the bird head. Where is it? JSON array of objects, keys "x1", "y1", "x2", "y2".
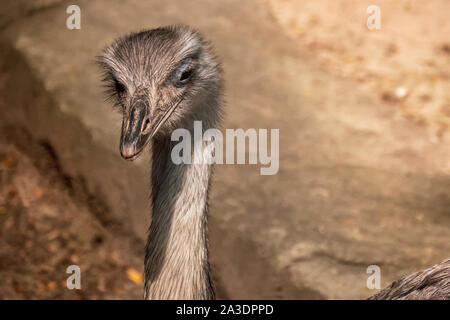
[{"x1": 99, "y1": 25, "x2": 221, "y2": 161}]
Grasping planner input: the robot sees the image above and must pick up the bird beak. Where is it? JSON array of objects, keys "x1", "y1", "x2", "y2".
[{"x1": 120, "y1": 99, "x2": 151, "y2": 161}]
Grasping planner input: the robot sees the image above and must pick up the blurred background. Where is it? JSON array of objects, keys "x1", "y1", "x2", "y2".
[{"x1": 0, "y1": 0, "x2": 449, "y2": 299}]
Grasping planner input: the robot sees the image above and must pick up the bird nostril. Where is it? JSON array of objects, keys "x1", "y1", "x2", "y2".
[{"x1": 142, "y1": 118, "x2": 150, "y2": 132}]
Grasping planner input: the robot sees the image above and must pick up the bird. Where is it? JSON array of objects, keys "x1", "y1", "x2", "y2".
[
  {"x1": 99, "y1": 25, "x2": 450, "y2": 300},
  {"x1": 99, "y1": 25, "x2": 222, "y2": 299},
  {"x1": 369, "y1": 258, "x2": 450, "y2": 300}
]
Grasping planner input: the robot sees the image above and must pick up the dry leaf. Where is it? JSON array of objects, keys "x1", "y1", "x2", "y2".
[
  {"x1": 5, "y1": 156, "x2": 17, "y2": 169},
  {"x1": 7, "y1": 188, "x2": 17, "y2": 199},
  {"x1": 34, "y1": 188, "x2": 44, "y2": 199},
  {"x1": 47, "y1": 281, "x2": 57, "y2": 291},
  {"x1": 126, "y1": 268, "x2": 143, "y2": 284},
  {"x1": 47, "y1": 230, "x2": 60, "y2": 240},
  {"x1": 70, "y1": 254, "x2": 80, "y2": 264},
  {"x1": 97, "y1": 277, "x2": 106, "y2": 292},
  {"x1": 47, "y1": 230, "x2": 60, "y2": 241},
  {"x1": 15, "y1": 284, "x2": 24, "y2": 293}
]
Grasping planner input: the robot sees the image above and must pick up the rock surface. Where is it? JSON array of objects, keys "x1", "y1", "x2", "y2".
[{"x1": 0, "y1": 0, "x2": 449, "y2": 299}]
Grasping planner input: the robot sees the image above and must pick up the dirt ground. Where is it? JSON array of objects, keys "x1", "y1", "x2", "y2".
[
  {"x1": 0, "y1": 128, "x2": 230, "y2": 299},
  {"x1": 267, "y1": 0, "x2": 450, "y2": 145},
  {"x1": 0, "y1": 129, "x2": 143, "y2": 299}
]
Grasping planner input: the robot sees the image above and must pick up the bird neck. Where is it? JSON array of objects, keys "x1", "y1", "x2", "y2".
[{"x1": 144, "y1": 123, "x2": 215, "y2": 300}]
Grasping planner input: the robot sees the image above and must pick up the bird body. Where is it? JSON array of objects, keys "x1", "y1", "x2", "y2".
[
  {"x1": 100, "y1": 25, "x2": 221, "y2": 299},
  {"x1": 144, "y1": 125, "x2": 216, "y2": 299},
  {"x1": 369, "y1": 259, "x2": 450, "y2": 300}
]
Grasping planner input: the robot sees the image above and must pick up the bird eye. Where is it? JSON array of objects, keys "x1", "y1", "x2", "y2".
[
  {"x1": 179, "y1": 69, "x2": 193, "y2": 82},
  {"x1": 176, "y1": 58, "x2": 194, "y2": 86},
  {"x1": 114, "y1": 79, "x2": 126, "y2": 95}
]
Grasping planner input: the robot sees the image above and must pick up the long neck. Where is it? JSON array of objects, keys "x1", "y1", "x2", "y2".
[{"x1": 144, "y1": 124, "x2": 215, "y2": 300}]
